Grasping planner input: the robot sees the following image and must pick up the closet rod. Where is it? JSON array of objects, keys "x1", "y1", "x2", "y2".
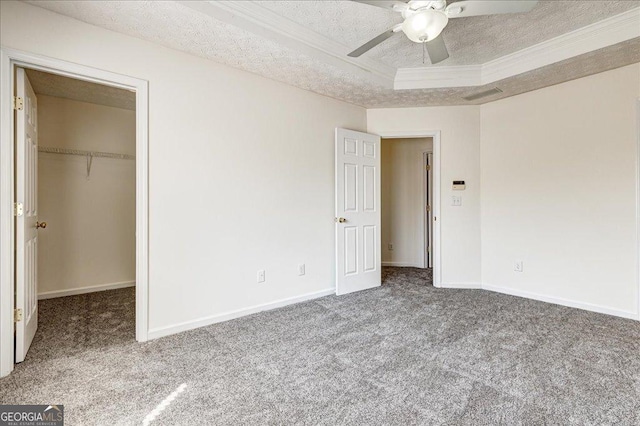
[{"x1": 38, "y1": 146, "x2": 135, "y2": 160}]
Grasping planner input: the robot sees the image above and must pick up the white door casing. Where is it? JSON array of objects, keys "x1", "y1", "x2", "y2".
[
  {"x1": 15, "y1": 68, "x2": 38, "y2": 363},
  {"x1": 335, "y1": 128, "x2": 381, "y2": 295}
]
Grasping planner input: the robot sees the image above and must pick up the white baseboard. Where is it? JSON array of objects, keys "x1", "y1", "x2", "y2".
[
  {"x1": 438, "y1": 282, "x2": 482, "y2": 289},
  {"x1": 38, "y1": 280, "x2": 135, "y2": 300},
  {"x1": 382, "y1": 262, "x2": 423, "y2": 268},
  {"x1": 482, "y1": 283, "x2": 638, "y2": 320},
  {"x1": 147, "y1": 288, "x2": 336, "y2": 340}
]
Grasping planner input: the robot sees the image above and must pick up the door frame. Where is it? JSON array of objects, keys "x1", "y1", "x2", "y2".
[
  {"x1": 376, "y1": 130, "x2": 441, "y2": 287},
  {"x1": 0, "y1": 47, "x2": 150, "y2": 377},
  {"x1": 636, "y1": 98, "x2": 640, "y2": 321}
]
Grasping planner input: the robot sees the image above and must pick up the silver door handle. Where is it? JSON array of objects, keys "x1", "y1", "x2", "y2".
[{"x1": 335, "y1": 217, "x2": 346, "y2": 223}]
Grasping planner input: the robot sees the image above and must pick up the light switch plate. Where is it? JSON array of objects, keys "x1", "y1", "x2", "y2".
[{"x1": 514, "y1": 261, "x2": 523, "y2": 272}]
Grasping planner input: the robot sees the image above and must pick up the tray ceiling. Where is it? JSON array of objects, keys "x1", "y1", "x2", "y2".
[
  {"x1": 261, "y1": 0, "x2": 639, "y2": 68},
  {"x1": 26, "y1": 1, "x2": 640, "y2": 108}
]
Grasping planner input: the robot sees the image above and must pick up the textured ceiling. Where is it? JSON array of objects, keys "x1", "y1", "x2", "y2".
[
  {"x1": 25, "y1": 1, "x2": 640, "y2": 108},
  {"x1": 25, "y1": 69, "x2": 136, "y2": 110},
  {"x1": 261, "y1": 1, "x2": 639, "y2": 67}
]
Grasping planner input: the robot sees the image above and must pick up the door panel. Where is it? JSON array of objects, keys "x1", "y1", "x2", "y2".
[
  {"x1": 15, "y1": 68, "x2": 39, "y2": 363},
  {"x1": 344, "y1": 164, "x2": 358, "y2": 212},
  {"x1": 335, "y1": 128, "x2": 381, "y2": 295},
  {"x1": 344, "y1": 227, "x2": 358, "y2": 275},
  {"x1": 363, "y1": 166, "x2": 376, "y2": 212},
  {"x1": 363, "y1": 225, "x2": 376, "y2": 272},
  {"x1": 363, "y1": 141, "x2": 376, "y2": 158}
]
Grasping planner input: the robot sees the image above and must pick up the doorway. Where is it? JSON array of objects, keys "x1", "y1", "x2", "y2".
[
  {"x1": 0, "y1": 48, "x2": 149, "y2": 378},
  {"x1": 333, "y1": 128, "x2": 441, "y2": 296},
  {"x1": 381, "y1": 137, "x2": 433, "y2": 272},
  {"x1": 375, "y1": 130, "x2": 442, "y2": 288},
  {"x1": 14, "y1": 67, "x2": 137, "y2": 362}
]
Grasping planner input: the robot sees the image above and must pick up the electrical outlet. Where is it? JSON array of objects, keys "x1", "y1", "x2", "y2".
[
  {"x1": 257, "y1": 269, "x2": 265, "y2": 283},
  {"x1": 298, "y1": 264, "x2": 305, "y2": 276},
  {"x1": 388, "y1": 243, "x2": 394, "y2": 251},
  {"x1": 514, "y1": 261, "x2": 523, "y2": 272}
]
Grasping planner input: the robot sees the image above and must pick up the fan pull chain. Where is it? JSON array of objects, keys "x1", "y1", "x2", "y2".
[{"x1": 422, "y1": 42, "x2": 426, "y2": 64}]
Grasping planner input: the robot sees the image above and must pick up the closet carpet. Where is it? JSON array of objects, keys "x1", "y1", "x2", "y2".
[{"x1": 1, "y1": 267, "x2": 639, "y2": 425}]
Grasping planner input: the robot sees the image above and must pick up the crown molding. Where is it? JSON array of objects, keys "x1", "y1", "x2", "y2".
[
  {"x1": 394, "y1": 65, "x2": 481, "y2": 89},
  {"x1": 180, "y1": 1, "x2": 396, "y2": 88},
  {"x1": 395, "y1": 7, "x2": 640, "y2": 90},
  {"x1": 481, "y1": 6, "x2": 640, "y2": 84}
]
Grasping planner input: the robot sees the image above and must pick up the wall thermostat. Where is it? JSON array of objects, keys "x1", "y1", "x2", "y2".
[{"x1": 453, "y1": 180, "x2": 466, "y2": 190}]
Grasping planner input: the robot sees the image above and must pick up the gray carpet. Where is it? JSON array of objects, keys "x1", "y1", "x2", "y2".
[{"x1": 1, "y1": 267, "x2": 639, "y2": 425}]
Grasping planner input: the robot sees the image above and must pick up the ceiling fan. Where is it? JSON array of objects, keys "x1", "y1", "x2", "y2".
[{"x1": 348, "y1": 0, "x2": 539, "y2": 64}]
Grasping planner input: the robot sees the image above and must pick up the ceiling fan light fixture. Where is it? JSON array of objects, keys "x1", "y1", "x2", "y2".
[{"x1": 401, "y1": 9, "x2": 448, "y2": 43}]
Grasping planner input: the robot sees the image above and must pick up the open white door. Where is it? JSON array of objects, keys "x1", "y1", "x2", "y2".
[
  {"x1": 335, "y1": 128, "x2": 381, "y2": 295},
  {"x1": 15, "y1": 68, "x2": 39, "y2": 363}
]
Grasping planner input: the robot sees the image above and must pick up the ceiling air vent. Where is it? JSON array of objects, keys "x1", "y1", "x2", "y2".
[{"x1": 462, "y1": 87, "x2": 503, "y2": 101}]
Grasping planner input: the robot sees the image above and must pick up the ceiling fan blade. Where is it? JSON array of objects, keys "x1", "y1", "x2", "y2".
[
  {"x1": 446, "y1": 1, "x2": 538, "y2": 18},
  {"x1": 348, "y1": 29, "x2": 398, "y2": 57},
  {"x1": 425, "y1": 34, "x2": 449, "y2": 64},
  {"x1": 349, "y1": 0, "x2": 409, "y2": 11}
]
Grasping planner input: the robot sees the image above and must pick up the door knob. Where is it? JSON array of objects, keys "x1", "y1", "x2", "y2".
[
  {"x1": 335, "y1": 217, "x2": 347, "y2": 223},
  {"x1": 36, "y1": 221, "x2": 47, "y2": 229}
]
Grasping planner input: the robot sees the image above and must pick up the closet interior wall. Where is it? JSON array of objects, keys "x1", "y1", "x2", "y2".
[{"x1": 37, "y1": 94, "x2": 136, "y2": 298}]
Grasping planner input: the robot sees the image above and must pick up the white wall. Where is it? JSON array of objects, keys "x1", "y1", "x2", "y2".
[
  {"x1": 37, "y1": 95, "x2": 136, "y2": 298},
  {"x1": 381, "y1": 137, "x2": 432, "y2": 267},
  {"x1": 480, "y1": 63, "x2": 640, "y2": 318},
  {"x1": 368, "y1": 107, "x2": 482, "y2": 286},
  {"x1": 0, "y1": 1, "x2": 367, "y2": 335},
  {"x1": 37, "y1": 95, "x2": 135, "y2": 155}
]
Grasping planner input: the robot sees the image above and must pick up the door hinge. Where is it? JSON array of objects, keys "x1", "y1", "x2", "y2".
[
  {"x1": 13, "y1": 96, "x2": 24, "y2": 111},
  {"x1": 427, "y1": 246, "x2": 431, "y2": 253},
  {"x1": 14, "y1": 308, "x2": 23, "y2": 322},
  {"x1": 426, "y1": 205, "x2": 431, "y2": 212},
  {"x1": 14, "y1": 202, "x2": 24, "y2": 217},
  {"x1": 425, "y1": 165, "x2": 431, "y2": 171}
]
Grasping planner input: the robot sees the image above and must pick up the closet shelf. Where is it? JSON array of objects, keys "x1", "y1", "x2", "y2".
[{"x1": 38, "y1": 146, "x2": 135, "y2": 160}]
